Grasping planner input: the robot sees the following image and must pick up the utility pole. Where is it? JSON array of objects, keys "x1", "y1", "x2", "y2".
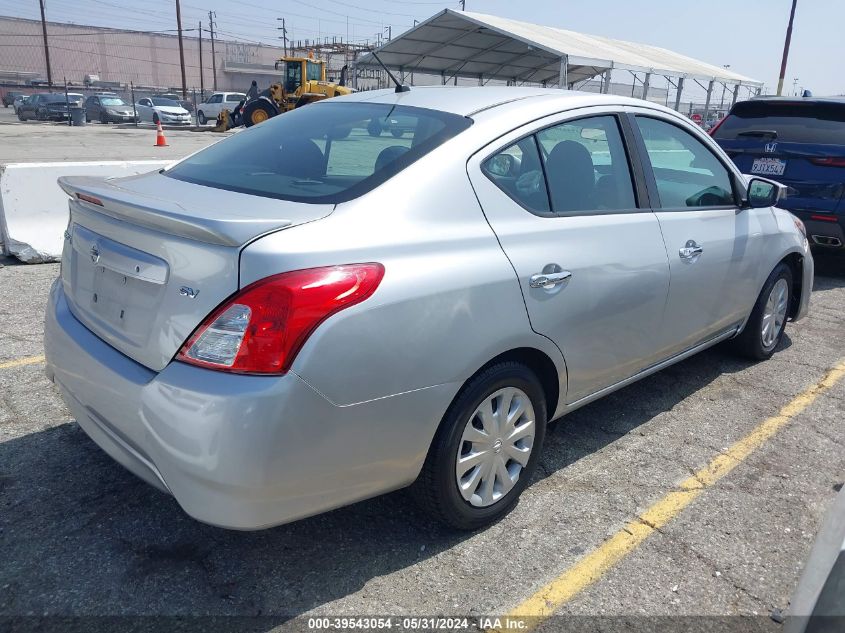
[
  {"x1": 277, "y1": 18, "x2": 288, "y2": 56},
  {"x1": 175, "y1": 0, "x2": 187, "y2": 99},
  {"x1": 198, "y1": 21, "x2": 204, "y2": 97},
  {"x1": 38, "y1": 0, "x2": 52, "y2": 87},
  {"x1": 776, "y1": 0, "x2": 798, "y2": 96},
  {"x1": 208, "y1": 11, "x2": 218, "y2": 91}
]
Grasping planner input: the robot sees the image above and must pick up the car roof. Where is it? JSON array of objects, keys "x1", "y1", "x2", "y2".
[
  {"x1": 333, "y1": 86, "x2": 652, "y2": 116},
  {"x1": 746, "y1": 95, "x2": 845, "y2": 106}
]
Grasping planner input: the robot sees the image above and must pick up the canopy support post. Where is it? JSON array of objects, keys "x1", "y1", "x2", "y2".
[
  {"x1": 673, "y1": 76, "x2": 684, "y2": 111},
  {"x1": 731, "y1": 83, "x2": 740, "y2": 107},
  {"x1": 558, "y1": 54, "x2": 568, "y2": 89},
  {"x1": 642, "y1": 72, "x2": 651, "y2": 100},
  {"x1": 703, "y1": 79, "x2": 714, "y2": 124},
  {"x1": 602, "y1": 69, "x2": 611, "y2": 93}
]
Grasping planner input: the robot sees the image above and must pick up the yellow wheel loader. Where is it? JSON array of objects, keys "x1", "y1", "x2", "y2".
[{"x1": 213, "y1": 56, "x2": 352, "y2": 131}]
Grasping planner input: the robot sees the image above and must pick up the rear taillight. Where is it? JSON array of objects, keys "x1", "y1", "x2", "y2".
[
  {"x1": 177, "y1": 263, "x2": 384, "y2": 374},
  {"x1": 708, "y1": 115, "x2": 729, "y2": 137},
  {"x1": 810, "y1": 213, "x2": 839, "y2": 223},
  {"x1": 809, "y1": 157, "x2": 845, "y2": 167}
]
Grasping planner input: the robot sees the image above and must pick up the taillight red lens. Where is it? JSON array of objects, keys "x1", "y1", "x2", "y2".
[
  {"x1": 177, "y1": 263, "x2": 384, "y2": 374},
  {"x1": 810, "y1": 214, "x2": 839, "y2": 223},
  {"x1": 708, "y1": 115, "x2": 729, "y2": 137},
  {"x1": 810, "y1": 157, "x2": 845, "y2": 167}
]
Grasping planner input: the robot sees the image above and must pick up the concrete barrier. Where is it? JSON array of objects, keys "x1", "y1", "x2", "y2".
[{"x1": 0, "y1": 160, "x2": 172, "y2": 263}]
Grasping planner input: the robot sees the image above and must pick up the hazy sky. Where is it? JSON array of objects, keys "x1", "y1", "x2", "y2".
[{"x1": 1, "y1": 0, "x2": 842, "y2": 95}]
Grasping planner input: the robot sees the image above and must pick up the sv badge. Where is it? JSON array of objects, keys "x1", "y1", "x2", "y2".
[{"x1": 179, "y1": 286, "x2": 200, "y2": 299}]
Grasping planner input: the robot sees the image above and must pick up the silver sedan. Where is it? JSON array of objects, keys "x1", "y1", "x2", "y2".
[{"x1": 44, "y1": 87, "x2": 812, "y2": 530}]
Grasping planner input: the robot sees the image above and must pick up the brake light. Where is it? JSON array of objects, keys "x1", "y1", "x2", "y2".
[
  {"x1": 708, "y1": 115, "x2": 729, "y2": 137},
  {"x1": 810, "y1": 214, "x2": 839, "y2": 223},
  {"x1": 810, "y1": 157, "x2": 845, "y2": 167},
  {"x1": 177, "y1": 263, "x2": 384, "y2": 374},
  {"x1": 76, "y1": 193, "x2": 104, "y2": 206}
]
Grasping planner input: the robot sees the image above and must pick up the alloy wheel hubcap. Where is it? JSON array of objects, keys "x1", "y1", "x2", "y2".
[
  {"x1": 761, "y1": 278, "x2": 789, "y2": 349},
  {"x1": 455, "y1": 387, "x2": 536, "y2": 508}
]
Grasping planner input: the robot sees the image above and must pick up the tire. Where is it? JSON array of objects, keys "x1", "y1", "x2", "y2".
[
  {"x1": 100, "y1": 112, "x2": 108, "y2": 124},
  {"x1": 391, "y1": 129, "x2": 404, "y2": 138},
  {"x1": 731, "y1": 262, "x2": 793, "y2": 360},
  {"x1": 197, "y1": 111, "x2": 206, "y2": 125},
  {"x1": 17, "y1": 111, "x2": 25, "y2": 121},
  {"x1": 412, "y1": 362, "x2": 547, "y2": 530},
  {"x1": 242, "y1": 100, "x2": 277, "y2": 127},
  {"x1": 367, "y1": 120, "x2": 382, "y2": 136}
]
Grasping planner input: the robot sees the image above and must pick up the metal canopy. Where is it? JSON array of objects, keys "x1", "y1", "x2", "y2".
[{"x1": 357, "y1": 10, "x2": 762, "y2": 88}]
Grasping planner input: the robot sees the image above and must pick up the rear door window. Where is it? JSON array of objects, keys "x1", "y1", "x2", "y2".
[
  {"x1": 713, "y1": 101, "x2": 845, "y2": 144},
  {"x1": 482, "y1": 137, "x2": 550, "y2": 214},
  {"x1": 166, "y1": 102, "x2": 472, "y2": 203},
  {"x1": 536, "y1": 115, "x2": 636, "y2": 214}
]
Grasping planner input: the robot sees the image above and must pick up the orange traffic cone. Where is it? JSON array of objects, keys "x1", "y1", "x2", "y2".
[{"x1": 154, "y1": 119, "x2": 168, "y2": 147}]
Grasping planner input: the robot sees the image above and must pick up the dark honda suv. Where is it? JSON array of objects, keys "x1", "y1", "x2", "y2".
[{"x1": 712, "y1": 97, "x2": 845, "y2": 254}]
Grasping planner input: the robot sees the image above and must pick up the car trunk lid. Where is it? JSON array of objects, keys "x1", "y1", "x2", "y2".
[{"x1": 59, "y1": 170, "x2": 334, "y2": 371}]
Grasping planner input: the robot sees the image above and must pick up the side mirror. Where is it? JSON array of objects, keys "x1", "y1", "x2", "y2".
[
  {"x1": 746, "y1": 177, "x2": 785, "y2": 208},
  {"x1": 487, "y1": 153, "x2": 516, "y2": 177}
]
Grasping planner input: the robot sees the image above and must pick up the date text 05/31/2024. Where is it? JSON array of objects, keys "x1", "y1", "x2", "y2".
[{"x1": 306, "y1": 617, "x2": 527, "y2": 630}]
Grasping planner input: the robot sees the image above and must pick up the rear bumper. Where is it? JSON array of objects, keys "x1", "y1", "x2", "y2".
[
  {"x1": 805, "y1": 219, "x2": 845, "y2": 250},
  {"x1": 44, "y1": 280, "x2": 452, "y2": 529}
]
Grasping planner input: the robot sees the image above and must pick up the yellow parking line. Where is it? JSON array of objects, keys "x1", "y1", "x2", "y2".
[
  {"x1": 0, "y1": 355, "x2": 45, "y2": 370},
  {"x1": 502, "y1": 359, "x2": 845, "y2": 629}
]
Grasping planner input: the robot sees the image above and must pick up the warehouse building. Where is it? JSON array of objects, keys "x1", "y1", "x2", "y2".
[{"x1": 0, "y1": 15, "x2": 342, "y2": 94}]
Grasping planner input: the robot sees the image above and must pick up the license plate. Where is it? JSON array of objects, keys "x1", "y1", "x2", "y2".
[{"x1": 750, "y1": 157, "x2": 786, "y2": 176}]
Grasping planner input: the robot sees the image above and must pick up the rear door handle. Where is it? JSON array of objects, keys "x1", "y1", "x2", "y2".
[{"x1": 529, "y1": 271, "x2": 572, "y2": 289}]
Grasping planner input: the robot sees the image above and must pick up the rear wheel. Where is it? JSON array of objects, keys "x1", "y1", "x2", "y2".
[
  {"x1": 197, "y1": 111, "x2": 207, "y2": 125},
  {"x1": 412, "y1": 362, "x2": 547, "y2": 530},
  {"x1": 391, "y1": 129, "x2": 404, "y2": 138},
  {"x1": 731, "y1": 263, "x2": 793, "y2": 360},
  {"x1": 242, "y1": 100, "x2": 277, "y2": 127},
  {"x1": 367, "y1": 120, "x2": 382, "y2": 136}
]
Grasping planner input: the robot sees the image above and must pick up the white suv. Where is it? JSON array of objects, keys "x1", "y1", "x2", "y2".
[{"x1": 197, "y1": 92, "x2": 246, "y2": 125}]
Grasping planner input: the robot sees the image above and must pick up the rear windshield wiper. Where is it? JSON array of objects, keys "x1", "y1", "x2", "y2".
[{"x1": 736, "y1": 130, "x2": 778, "y2": 139}]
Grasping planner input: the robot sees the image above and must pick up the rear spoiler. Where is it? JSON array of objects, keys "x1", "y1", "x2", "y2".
[{"x1": 58, "y1": 175, "x2": 292, "y2": 247}]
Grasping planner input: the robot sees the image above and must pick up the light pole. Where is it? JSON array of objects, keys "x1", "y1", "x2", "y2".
[
  {"x1": 776, "y1": 0, "x2": 798, "y2": 95},
  {"x1": 719, "y1": 64, "x2": 730, "y2": 113}
]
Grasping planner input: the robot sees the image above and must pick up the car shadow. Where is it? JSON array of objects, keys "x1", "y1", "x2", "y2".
[
  {"x1": 0, "y1": 346, "x2": 763, "y2": 624},
  {"x1": 812, "y1": 253, "x2": 845, "y2": 290}
]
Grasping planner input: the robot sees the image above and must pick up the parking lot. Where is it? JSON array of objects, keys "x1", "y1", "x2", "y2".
[
  {"x1": 0, "y1": 104, "x2": 226, "y2": 163},
  {"x1": 1, "y1": 102, "x2": 845, "y2": 631}
]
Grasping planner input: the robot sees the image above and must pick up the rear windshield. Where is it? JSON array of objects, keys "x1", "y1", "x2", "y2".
[
  {"x1": 165, "y1": 102, "x2": 472, "y2": 203},
  {"x1": 714, "y1": 100, "x2": 845, "y2": 144},
  {"x1": 43, "y1": 94, "x2": 68, "y2": 103}
]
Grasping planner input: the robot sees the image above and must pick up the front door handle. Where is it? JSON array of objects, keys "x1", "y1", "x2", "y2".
[
  {"x1": 679, "y1": 240, "x2": 704, "y2": 260},
  {"x1": 529, "y1": 271, "x2": 572, "y2": 289}
]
